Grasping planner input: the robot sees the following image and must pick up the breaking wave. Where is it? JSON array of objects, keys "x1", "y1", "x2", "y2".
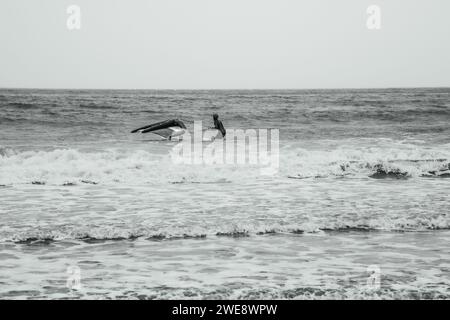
[
  {"x1": 1, "y1": 144, "x2": 450, "y2": 185},
  {"x1": 285, "y1": 144, "x2": 450, "y2": 179},
  {"x1": 3, "y1": 213, "x2": 449, "y2": 244},
  {"x1": 0, "y1": 147, "x2": 259, "y2": 185}
]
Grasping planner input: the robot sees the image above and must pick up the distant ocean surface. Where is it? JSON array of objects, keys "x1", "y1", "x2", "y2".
[{"x1": 0, "y1": 88, "x2": 449, "y2": 299}]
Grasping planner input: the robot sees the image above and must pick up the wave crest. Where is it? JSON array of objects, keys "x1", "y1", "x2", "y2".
[
  {"x1": 4, "y1": 216, "x2": 449, "y2": 244},
  {"x1": 1, "y1": 144, "x2": 450, "y2": 185}
]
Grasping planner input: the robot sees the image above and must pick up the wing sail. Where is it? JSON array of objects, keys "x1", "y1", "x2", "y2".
[{"x1": 151, "y1": 128, "x2": 174, "y2": 139}]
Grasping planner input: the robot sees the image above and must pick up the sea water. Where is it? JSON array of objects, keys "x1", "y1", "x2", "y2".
[{"x1": 0, "y1": 88, "x2": 449, "y2": 299}]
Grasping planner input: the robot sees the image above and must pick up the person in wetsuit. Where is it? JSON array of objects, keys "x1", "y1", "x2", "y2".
[{"x1": 212, "y1": 113, "x2": 226, "y2": 138}]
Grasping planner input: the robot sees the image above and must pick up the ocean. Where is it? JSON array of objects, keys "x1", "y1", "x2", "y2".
[{"x1": 0, "y1": 88, "x2": 449, "y2": 299}]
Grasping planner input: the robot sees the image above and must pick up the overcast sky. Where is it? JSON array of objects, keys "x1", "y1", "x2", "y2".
[{"x1": 0, "y1": 0, "x2": 449, "y2": 89}]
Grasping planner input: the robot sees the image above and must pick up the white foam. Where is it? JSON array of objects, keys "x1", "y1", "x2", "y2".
[{"x1": 1, "y1": 142, "x2": 449, "y2": 185}]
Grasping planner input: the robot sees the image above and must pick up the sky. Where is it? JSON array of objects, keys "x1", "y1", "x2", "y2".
[{"x1": 0, "y1": 0, "x2": 449, "y2": 89}]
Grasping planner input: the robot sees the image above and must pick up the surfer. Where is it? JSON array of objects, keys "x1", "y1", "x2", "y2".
[{"x1": 211, "y1": 113, "x2": 226, "y2": 137}]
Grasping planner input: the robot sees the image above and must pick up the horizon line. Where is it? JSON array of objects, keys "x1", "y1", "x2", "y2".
[{"x1": 0, "y1": 85, "x2": 449, "y2": 91}]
